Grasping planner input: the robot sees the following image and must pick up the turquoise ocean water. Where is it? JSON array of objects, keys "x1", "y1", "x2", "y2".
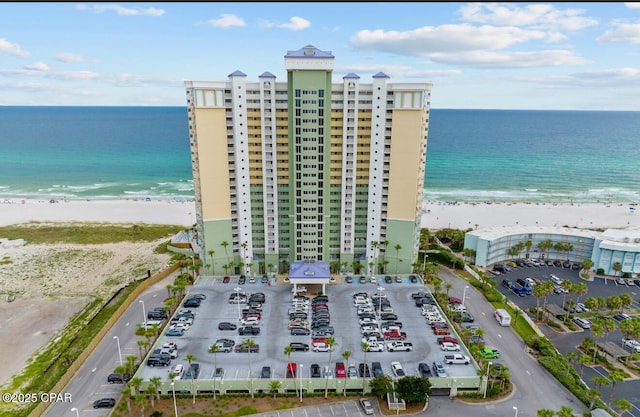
[{"x1": 0, "y1": 107, "x2": 638, "y2": 203}]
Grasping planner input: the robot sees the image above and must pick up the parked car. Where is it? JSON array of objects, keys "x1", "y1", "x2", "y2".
[
  {"x1": 347, "y1": 364, "x2": 358, "y2": 379},
  {"x1": 289, "y1": 342, "x2": 310, "y2": 352},
  {"x1": 335, "y1": 362, "x2": 346, "y2": 378},
  {"x1": 218, "y1": 322, "x2": 237, "y2": 331},
  {"x1": 93, "y1": 398, "x2": 116, "y2": 409},
  {"x1": 310, "y1": 363, "x2": 322, "y2": 378},
  {"x1": 235, "y1": 343, "x2": 260, "y2": 353},
  {"x1": 291, "y1": 327, "x2": 311, "y2": 336},
  {"x1": 107, "y1": 373, "x2": 131, "y2": 384},
  {"x1": 371, "y1": 362, "x2": 384, "y2": 377},
  {"x1": 222, "y1": 276, "x2": 231, "y2": 283},
  {"x1": 432, "y1": 361, "x2": 447, "y2": 377},
  {"x1": 358, "y1": 362, "x2": 372, "y2": 377},
  {"x1": 573, "y1": 317, "x2": 592, "y2": 329},
  {"x1": 360, "y1": 398, "x2": 375, "y2": 415},
  {"x1": 238, "y1": 326, "x2": 260, "y2": 336},
  {"x1": 391, "y1": 361, "x2": 405, "y2": 377},
  {"x1": 286, "y1": 362, "x2": 297, "y2": 378},
  {"x1": 418, "y1": 362, "x2": 431, "y2": 377},
  {"x1": 166, "y1": 328, "x2": 184, "y2": 337},
  {"x1": 502, "y1": 279, "x2": 515, "y2": 289}
]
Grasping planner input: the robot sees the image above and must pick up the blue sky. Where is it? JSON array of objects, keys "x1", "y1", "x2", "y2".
[{"x1": 2, "y1": 2, "x2": 640, "y2": 109}]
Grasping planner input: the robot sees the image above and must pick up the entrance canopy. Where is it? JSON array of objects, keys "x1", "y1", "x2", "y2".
[{"x1": 289, "y1": 260, "x2": 331, "y2": 293}]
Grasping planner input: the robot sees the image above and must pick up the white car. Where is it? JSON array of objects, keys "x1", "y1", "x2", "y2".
[
  {"x1": 359, "y1": 317, "x2": 377, "y2": 326},
  {"x1": 360, "y1": 324, "x2": 378, "y2": 334},
  {"x1": 549, "y1": 274, "x2": 562, "y2": 285},
  {"x1": 171, "y1": 364, "x2": 184, "y2": 380},
  {"x1": 622, "y1": 339, "x2": 640, "y2": 353},
  {"x1": 370, "y1": 276, "x2": 378, "y2": 284},
  {"x1": 170, "y1": 322, "x2": 190, "y2": 331},
  {"x1": 440, "y1": 342, "x2": 460, "y2": 351},
  {"x1": 312, "y1": 342, "x2": 333, "y2": 352},
  {"x1": 366, "y1": 342, "x2": 385, "y2": 352},
  {"x1": 391, "y1": 361, "x2": 406, "y2": 377}
]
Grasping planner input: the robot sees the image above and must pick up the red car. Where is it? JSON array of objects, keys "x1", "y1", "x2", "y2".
[
  {"x1": 433, "y1": 326, "x2": 451, "y2": 335},
  {"x1": 335, "y1": 362, "x2": 346, "y2": 378},
  {"x1": 448, "y1": 296, "x2": 462, "y2": 304},
  {"x1": 437, "y1": 336, "x2": 459, "y2": 345},
  {"x1": 223, "y1": 276, "x2": 230, "y2": 283},
  {"x1": 383, "y1": 330, "x2": 407, "y2": 340},
  {"x1": 286, "y1": 362, "x2": 297, "y2": 378}
]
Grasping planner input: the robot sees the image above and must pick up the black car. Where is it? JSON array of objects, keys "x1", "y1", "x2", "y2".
[
  {"x1": 107, "y1": 373, "x2": 131, "y2": 384},
  {"x1": 371, "y1": 361, "x2": 383, "y2": 377},
  {"x1": 93, "y1": 398, "x2": 116, "y2": 409},
  {"x1": 418, "y1": 362, "x2": 432, "y2": 377},
  {"x1": 415, "y1": 297, "x2": 435, "y2": 307},
  {"x1": 409, "y1": 275, "x2": 419, "y2": 283},
  {"x1": 261, "y1": 275, "x2": 269, "y2": 283},
  {"x1": 239, "y1": 326, "x2": 260, "y2": 335},
  {"x1": 502, "y1": 279, "x2": 515, "y2": 289},
  {"x1": 261, "y1": 366, "x2": 271, "y2": 378},
  {"x1": 147, "y1": 310, "x2": 168, "y2": 320},
  {"x1": 358, "y1": 362, "x2": 371, "y2": 377},
  {"x1": 291, "y1": 327, "x2": 311, "y2": 336},
  {"x1": 183, "y1": 298, "x2": 201, "y2": 308},
  {"x1": 289, "y1": 342, "x2": 309, "y2": 352},
  {"x1": 147, "y1": 353, "x2": 171, "y2": 367},
  {"x1": 345, "y1": 276, "x2": 353, "y2": 283},
  {"x1": 218, "y1": 322, "x2": 237, "y2": 331},
  {"x1": 452, "y1": 313, "x2": 475, "y2": 323},
  {"x1": 553, "y1": 260, "x2": 562, "y2": 267},
  {"x1": 384, "y1": 275, "x2": 393, "y2": 284},
  {"x1": 314, "y1": 295, "x2": 329, "y2": 303},
  {"x1": 238, "y1": 276, "x2": 246, "y2": 284},
  {"x1": 380, "y1": 313, "x2": 398, "y2": 321},
  {"x1": 359, "y1": 276, "x2": 367, "y2": 284},
  {"x1": 249, "y1": 293, "x2": 266, "y2": 303},
  {"x1": 310, "y1": 363, "x2": 322, "y2": 378},
  {"x1": 190, "y1": 293, "x2": 207, "y2": 300},
  {"x1": 235, "y1": 344, "x2": 260, "y2": 353},
  {"x1": 183, "y1": 363, "x2": 200, "y2": 379}
]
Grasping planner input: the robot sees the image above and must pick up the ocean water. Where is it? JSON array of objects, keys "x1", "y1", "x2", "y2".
[{"x1": 0, "y1": 107, "x2": 638, "y2": 203}]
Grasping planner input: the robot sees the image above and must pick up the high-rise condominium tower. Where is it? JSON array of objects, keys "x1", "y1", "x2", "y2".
[{"x1": 185, "y1": 45, "x2": 431, "y2": 277}]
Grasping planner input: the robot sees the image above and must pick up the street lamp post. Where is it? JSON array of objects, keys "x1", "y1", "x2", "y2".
[
  {"x1": 171, "y1": 382, "x2": 179, "y2": 417},
  {"x1": 234, "y1": 287, "x2": 242, "y2": 322},
  {"x1": 422, "y1": 253, "x2": 428, "y2": 272},
  {"x1": 113, "y1": 335, "x2": 123, "y2": 367},
  {"x1": 377, "y1": 286, "x2": 385, "y2": 334},
  {"x1": 462, "y1": 285, "x2": 469, "y2": 306},
  {"x1": 139, "y1": 299, "x2": 146, "y2": 327},
  {"x1": 299, "y1": 364, "x2": 304, "y2": 402},
  {"x1": 71, "y1": 407, "x2": 80, "y2": 417},
  {"x1": 513, "y1": 406, "x2": 518, "y2": 417},
  {"x1": 483, "y1": 361, "x2": 492, "y2": 398}
]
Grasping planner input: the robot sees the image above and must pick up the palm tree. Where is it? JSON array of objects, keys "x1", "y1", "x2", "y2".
[
  {"x1": 394, "y1": 243, "x2": 402, "y2": 274},
  {"x1": 444, "y1": 282, "x2": 453, "y2": 296},
  {"x1": 381, "y1": 239, "x2": 390, "y2": 265},
  {"x1": 524, "y1": 240, "x2": 533, "y2": 258},
  {"x1": 612, "y1": 261, "x2": 623, "y2": 277},
  {"x1": 590, "y1": 322, "x2": 604, "y2": 362},
  {"x1": 208, "y1": 344, "x2": 220, "y2": 400},
  {"x1": 556, "y1": 405, "x2": 575, "y2": 417},
  {"x1": 592, "y1": 375, "x2": 610, "y2": 395},
  {"x1": 581, "y1": 258, "x2": 594, "y2": 274},
  {"x1": 240, "y1": 241, "x2": 249, "y2": 274},
  {"x1": 578, "y1": 353, "x2": 591, "y2": 378},
  {"x1": 371, "y1": 241, "x2": 379, "y2": 275},
  {"x1": 573, "y1": 282, "x2": 588, "y2": 307},
  {"x1": 507, "y1": 246, "x2": 520, "y2": 259},
  {"x1": 208, "y1": 249, "x2": 215, "y2": 275},
  {"x1": 565, "y1": 351, "x2": 577, "y2": 378},
  {"x1": 361, "y1": 342, "x2": 370, "y2": 394},
  {"x1": 537, "y1": 409, "x2": 555, "y2": 417},
  {"x1": 324, "y1": 336, "x2": 337, "y2": 399},
  {"x1": 137, "y1": 339, "x2": 148, "y2": 361},
  {"x1": 607, "y1": 369, "x2": 625, "y2": 406},
  {"x1": 613, "y1": 398, "x2": 632, "y2": 416},
  {"x1": 341, "y1": 350, "x2": 351, "y2": 396},
  {"x1": 269, "y1": 380, "x2": 282, "y2": 399},
  {"x1": 586, "y1": 388, "x2": 601, "y2": 410},
  {"x1": 125, "y1": 355, "x2": 137, "y2": 378},
  {"x1": 221, "y1": 240, "x2": 230, "y2": 269},
  {"x1": 532, "y1": 283, "x2": 546, "y2": 320},
  {"x1": 619, "y1": 293, "x2": 632, "y2": 312},
  {"x1": 184, "y1": 353, "x2": 197, "y2": 403},
  {"x1": 148, "y1": 376, "x2": 162, "y2": 407},
  {"x1": 284, "y1": 345, "x2": 297, "y2": 398},
  {"x1": 243, "y1": 339, "x2": 256, "y2": 398}
]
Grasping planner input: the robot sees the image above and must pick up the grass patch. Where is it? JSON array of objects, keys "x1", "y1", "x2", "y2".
[
  {"x1": 1, "y1": 281, "x2": 142, "y2": 417},
  {"x1": 182, "y1": 407, "x2": 259, "y2": 417},
  {"x1": 0, "y1": 222, "x2": 184, "y2": 244}
]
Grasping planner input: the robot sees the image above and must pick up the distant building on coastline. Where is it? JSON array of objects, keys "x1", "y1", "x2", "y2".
[
  {"x1": 465, "y1": 226, "x2": 640, "y2": 276},
  {"x1": 184, "y1": 45, "x2": 432, "y2": 276}
]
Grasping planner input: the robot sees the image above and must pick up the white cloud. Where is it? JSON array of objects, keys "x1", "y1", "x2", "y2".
[
  {"x1": 207, "y1": 14, "x2": 246, "y2": 28},
  {"x1": 458, "y1": 3, "x2": 598, "y2": 31},
  {"x1": 570, "y1": 67, "x2": 640, "y2": 83},
  {"x1": 0, "y1": 38, "x2": 30, "y2": 57},
  {"x1": 597, "y1": 22, "x2": 640, "y2": 44},
  {"x1": 625, "y1": 2, "x2": 640, "y2": 9},
  {"x1": 351, "y1": 24, "x2": 549, "y2": 56},
  {"x1": 261, "y1": 16, "x2": 311, "y2": 30},
  {"x1": 76, "y1": 4, "x2": 165, "y2": 17},
  {"x1": 427, "y1": 49, "x2": 590, "y2": 68},
  {"x1": 54, "y1": 52, "x2": 90, "y2": 63},
  {"x1": 24, "y1": 62, "x2": 49, "y2": 72}
]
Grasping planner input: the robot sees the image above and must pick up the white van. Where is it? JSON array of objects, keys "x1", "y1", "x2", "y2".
[{"x1": 494, "y1": 309, "x2": 511, "y2": 326}]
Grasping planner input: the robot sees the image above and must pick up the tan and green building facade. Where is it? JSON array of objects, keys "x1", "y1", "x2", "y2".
[{"x1": 184, "y1": 45, "x2": 432, "y2": 277}]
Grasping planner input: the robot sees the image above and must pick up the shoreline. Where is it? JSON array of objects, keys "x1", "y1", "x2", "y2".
[{"x1": 0, "y1": 198, "x2": 638, "y2": 230}]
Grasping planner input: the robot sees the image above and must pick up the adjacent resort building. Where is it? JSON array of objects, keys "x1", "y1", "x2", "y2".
[
  {"x1": 464, "y1": 226, "x2": 640, "y2": 277},
  {"x1": 184, "y1": 45, "x2": 432, "y2": 277}
]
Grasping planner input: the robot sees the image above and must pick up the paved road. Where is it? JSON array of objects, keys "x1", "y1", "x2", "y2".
[
  {"x1": 436, "y1": 267, "x2": 588, "y2": 417},
  {"x1": 43, "y1": 274, "x2": 177, "y2": 417}
]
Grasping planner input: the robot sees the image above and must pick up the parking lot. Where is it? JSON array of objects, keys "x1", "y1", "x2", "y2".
[{"x1": 136, "y1": 274, "x2": 481, "y2": 393}]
